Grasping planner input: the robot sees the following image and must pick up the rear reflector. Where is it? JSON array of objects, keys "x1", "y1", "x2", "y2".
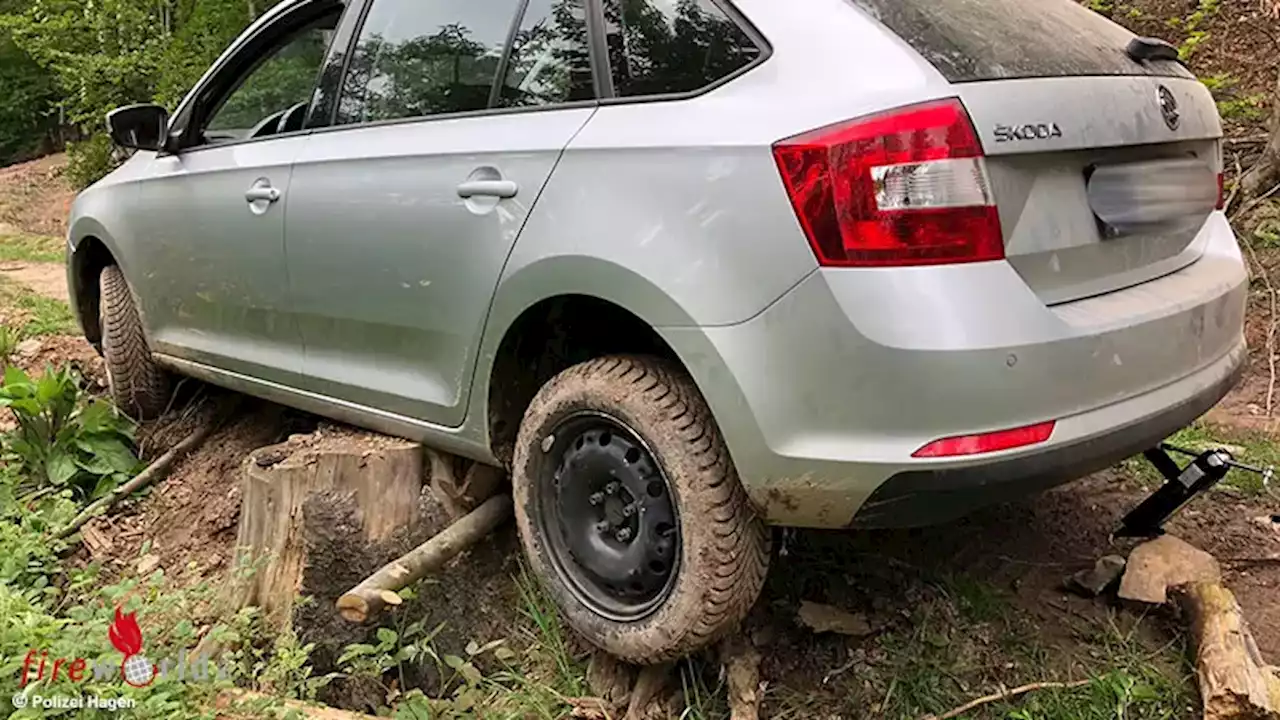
[
  {"x1": 1216, "y1": 172, "x2": 1226, "y2": 211},
  {"x1": 912, "y1": 421, "x2": 1056, "y2": 458},
  {"x1": 772, "y1": 98, "x2": 1004, "y2": 267}
]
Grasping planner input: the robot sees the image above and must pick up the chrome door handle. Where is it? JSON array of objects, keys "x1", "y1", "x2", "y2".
[
  {"x1": 456, "y1": 180, "x2": 518, "y2": 199},
  {"x1": 245, "y1": 185, "x2": 281, "y2": 203}
]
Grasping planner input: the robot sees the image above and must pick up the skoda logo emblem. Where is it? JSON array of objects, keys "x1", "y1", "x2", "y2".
[{"x1": 1157, "y1": 85, "x2": 1180, "y2": 130}]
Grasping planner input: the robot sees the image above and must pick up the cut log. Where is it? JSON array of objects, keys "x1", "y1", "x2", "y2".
[
  {"x1": 722, "y1": 634, "x2": 763, "y2": 720},
  {"x1": 1120, "y1": 536, "x2": 1280, "y2": 720},
  {"x1": 1176, "y1": 582, "x2": 1280, "y2": 720},
  {"x1": 233, "y1": 428, "x2": 430, "y2": 631},
  {"x1": 336, "y1": 494, "x2": 513, "y2": 623}
]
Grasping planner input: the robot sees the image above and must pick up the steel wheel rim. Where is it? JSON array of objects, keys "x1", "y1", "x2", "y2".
[{"x1": 537, "y1": 410, "x2": 681, "y2": 622}]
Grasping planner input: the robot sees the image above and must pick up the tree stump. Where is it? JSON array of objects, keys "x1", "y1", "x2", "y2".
[{"x1": 233, "y1": 426, "x2": 442, "y2": 631}]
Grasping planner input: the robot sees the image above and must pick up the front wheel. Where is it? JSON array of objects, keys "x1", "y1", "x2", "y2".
[
  {"x1": 512, "y1": 355, "x2": 770, "y2": 664},
  {"x1": 99, "y1": 265, "x2": 170, "y2": 420}
]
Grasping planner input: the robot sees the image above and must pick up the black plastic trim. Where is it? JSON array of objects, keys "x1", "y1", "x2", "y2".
[{"x1": 305, "y1": 0, "x2": 373, "y2": 130}]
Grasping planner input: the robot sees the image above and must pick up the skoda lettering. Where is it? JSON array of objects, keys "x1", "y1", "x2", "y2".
[{"x1": 994, "y1": 122, "x2": 1064, "y2": 143}]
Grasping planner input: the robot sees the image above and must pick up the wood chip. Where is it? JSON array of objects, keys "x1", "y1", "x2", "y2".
[{"x1": 797, "y1": 601, "x2": 874, "y2": 636}]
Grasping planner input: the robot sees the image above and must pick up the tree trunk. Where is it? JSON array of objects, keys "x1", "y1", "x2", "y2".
[
  {"x1": 233, "y1": 429, "x2": 434, "y2": 631},
  {"x1": 1176, "y1": 582, "x2": 1280, "y2": 720},
  {"x1": 1241, "y1": 68, "x2": 1280, "y2": 201}
]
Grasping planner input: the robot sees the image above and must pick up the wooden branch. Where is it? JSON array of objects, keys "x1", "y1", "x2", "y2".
[
  {"x1": 336, "y1": 494, "x2": 512, "y2": 623},
  {"x1": 921, "y1": 680, "x2": 1090, "y2": 720},
  {"x1": 57, "y1": 411, "x2": 226, "y2": 539}
]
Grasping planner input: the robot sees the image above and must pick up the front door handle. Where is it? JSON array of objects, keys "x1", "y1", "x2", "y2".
[
  {"x1": 456, "y1": 179, "x2": 518, "y2": 199},
  {"x1": 245, "y1": 183, "x2": 281, "y2": 203}
]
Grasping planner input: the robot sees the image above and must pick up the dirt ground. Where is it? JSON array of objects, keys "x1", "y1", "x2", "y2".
[{"x1": 0, "y1": 153, "x2": 75, "y2": 238}]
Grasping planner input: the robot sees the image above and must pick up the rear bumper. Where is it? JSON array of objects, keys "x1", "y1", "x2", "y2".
[
  {"x1": 661, "y1": 212, "x2": 1248, "y2": 529},
  {"x1": 850, "y1": 342, "x2": 1244, "y2": 527}
]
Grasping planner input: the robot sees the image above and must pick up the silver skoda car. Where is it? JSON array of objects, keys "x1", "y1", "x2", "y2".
[{"x1": 67, "y1": 0, "x2": 1246, "y2": 662}]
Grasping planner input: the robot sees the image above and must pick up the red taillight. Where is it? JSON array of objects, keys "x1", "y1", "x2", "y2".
[
  {"x1": 912, "y1": 421, "x2": 1056, "y2": 459},
  {"x1": 772, "y1": 98, "x2": 1004, "y2": 268},
  {"x1": 1216, "y1": 172, "x2": 1226, "y2": 210}
]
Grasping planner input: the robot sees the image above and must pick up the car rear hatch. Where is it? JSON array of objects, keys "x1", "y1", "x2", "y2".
[{"x1": 850, "y1": 0, "x2": 1224, "y2": 305}]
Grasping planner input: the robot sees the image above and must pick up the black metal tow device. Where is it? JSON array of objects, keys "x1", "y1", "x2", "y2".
[{"x1": 1115, "y1": 443, "x2": 1275, "y2": 539}]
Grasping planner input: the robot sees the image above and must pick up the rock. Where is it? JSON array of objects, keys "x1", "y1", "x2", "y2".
[
  {"x1": 1118, "y1": 535, "x2": 1221, "y2": 605},
  {"x1": 15, "y1": 338, "x2": 41, "y2": 358},
  {"x1": 797, "y1": 601, "x2": 874, "y2": 636},
  {"x1": 136, "y1": 554, "x2": 160, "y2": 575},
  {"x1": 1067, "y1": 555, "x2": 1127, "y2": 597}
]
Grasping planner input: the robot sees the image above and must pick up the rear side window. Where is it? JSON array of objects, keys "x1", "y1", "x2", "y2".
[
  {"x1": 848, "y1": 0, "x2": 1194, "y2": 83},
  {"x1": 335, "y1": 0, "x2": 522, "y2": 124},
  {"x1": 497, "y1": 0, "x2": 595, "y2": 108},
  {"x1": 601, "y1": 0, "x2": 761, "y2": 98}
]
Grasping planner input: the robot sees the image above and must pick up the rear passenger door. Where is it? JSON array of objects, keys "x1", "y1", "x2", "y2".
[{"x1": 285, "y1": 0, "x2": 598, "y2": 427}]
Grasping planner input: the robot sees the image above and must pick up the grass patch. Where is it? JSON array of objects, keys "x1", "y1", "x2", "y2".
[
  {"x1": 0, "y1": 233, "x2": 63, "y2": 263},
  {"x1": 0, "y1": 275, "x2": 76, "y2": 337},
  {"x1": 768, "y1": 573, "x2": 1194, "y2": 720}
]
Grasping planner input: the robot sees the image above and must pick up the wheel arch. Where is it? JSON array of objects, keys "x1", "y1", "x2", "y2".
[
  {"x1": 475, "y1": 257, "x2": 699, "y2": 466},
  {"x1": 67, "y1": 220, "x2": 126, "y2": 349}
]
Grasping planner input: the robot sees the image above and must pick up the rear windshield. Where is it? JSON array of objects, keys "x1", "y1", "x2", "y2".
[{"x1": 848, "y1": 0, "x2": 1194, "y2": 83}]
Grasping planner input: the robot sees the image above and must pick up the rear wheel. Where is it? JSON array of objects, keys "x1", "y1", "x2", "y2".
[
  {"x1": 99, "y1": 265, "x2": 170, "y2": 420},
  {"x1": 512, "y1": 355, "x2": 770, "y2": 664}
]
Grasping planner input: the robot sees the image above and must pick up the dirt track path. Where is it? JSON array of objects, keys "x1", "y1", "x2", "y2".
[{"x1": 0, "y1": 260, "x2": 67, "y2": 302}]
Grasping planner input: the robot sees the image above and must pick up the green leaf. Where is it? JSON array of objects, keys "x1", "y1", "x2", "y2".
[
  {"x1": 3, "y1": 364, "x2": 31, "y2": 388},
  {"x1": 34, "y1": 371, "x2": 63, "y2": 404},
  {"x1": 77, "y1": 401, "x2": 114, "y2": 434},
  {"x1": 375, "y1": 627, "x2": 397, "y2": 647},
  {"x1": 91, "y1": 474, "x2": 118, "y2": 500},
  {"x1": 75, "y1": 454, "x2": 114, "y2": 476},
  {"x1": 45, "y1": 450, "x2": 78, "y2": 485},
  {"x1": 75, "y1": 435, "x2": 138, "y2": 474}
]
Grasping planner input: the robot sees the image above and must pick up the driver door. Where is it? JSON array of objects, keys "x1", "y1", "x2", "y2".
[{"x1": 132, "y1": 1, "x2": 340, "y2": 386}]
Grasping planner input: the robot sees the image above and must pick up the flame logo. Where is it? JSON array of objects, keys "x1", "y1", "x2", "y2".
[{"x1": 108, "y1": 607, "x2": 144, "y2": 656}]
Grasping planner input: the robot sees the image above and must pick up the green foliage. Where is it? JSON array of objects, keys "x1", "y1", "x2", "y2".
[
  {"x1": 0, "y1": 326, "x2": 16, "y2": 364},
  {"x1": 0, "y1": 33, "x2": 56, "y2": 165},
  {"x1": 0, "y1": 0, "x2": 285, "y2": 185},
  {"x1": 0, "y1": 276, "x2": 78, "y2": 337},
  {"x1": 65, "y1": 134, "x2": 119, "y2": 190},
  {"x1": 1177, "y1": 0, "x2": 1221, "y2": 60},
  {"x1": 0, "y1": 365, "x2": 139, "y2": 500}
]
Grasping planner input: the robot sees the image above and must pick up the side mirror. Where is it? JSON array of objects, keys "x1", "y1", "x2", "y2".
[{"x1": 106, "y1": 104, "x2": 170, "y2": 152}]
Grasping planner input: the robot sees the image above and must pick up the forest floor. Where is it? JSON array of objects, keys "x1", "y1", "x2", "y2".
[{"x1": 3, "y1": 2, "x2": 1280, "y2": 715}]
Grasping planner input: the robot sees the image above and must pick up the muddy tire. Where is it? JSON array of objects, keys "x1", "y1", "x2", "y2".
[
  {"x1": 512, "y1": 355, "x2": 770, "y2": 664},
  {"x1": 99, "y1": 264, "x2": 169, "y2": 420}
]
